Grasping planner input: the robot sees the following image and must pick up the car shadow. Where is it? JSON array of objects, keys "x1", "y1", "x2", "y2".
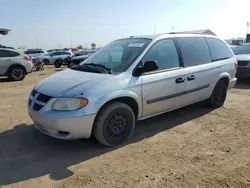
[
  {"x1": 234, "y1": 79, "x2": 250, "y2": 89},
  {"x1": 0, "y1": 103, "x2": 213, "y2": 186},
  {"x1": 54, "y1": 69, "x2": 64, "y2": 72},
  {"x1": 0, "y1": 77, "x2": 14, "y2": 83}
]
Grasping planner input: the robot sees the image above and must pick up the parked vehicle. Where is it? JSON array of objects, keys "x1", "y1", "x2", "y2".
[
  {"x1": 24, "y1": 49, "x2": 47, "y2": 58},
  {"x1": 47, "y1": 49, "x2": 62, "y2": 53},
  {"x1": 235, "y1": 54, "x2": 250, "y2": 79},
  {"x1": 67, "y1": 51, "x2": 95, "y2": 67},
  {"x1": 28, "y1": 34, "x2": 237, "y2": 146},
  {"x1": 0, "y1": 48, "x2": 33, "y2": 81},
  {"x1": 39, "y1": 51, "x2": 73, "y2": 68},
  {"x1": 233, "y1": 43, "x2": 250, "y2": 55}
]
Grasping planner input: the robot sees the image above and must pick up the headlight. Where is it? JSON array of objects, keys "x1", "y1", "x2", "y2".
[{"x1": 52, "y1": 98, "x2": 88, "y2": 111}]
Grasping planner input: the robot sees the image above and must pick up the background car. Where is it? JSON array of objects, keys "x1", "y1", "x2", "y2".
[
  {"x1": 68, "y1": 50, "x2": 96, "y2": 67},
  {"x1": 234, "y1": 54, "x2": 250, "y2": 79},
  {"x1": 0, "y1": 48, "x2": 33, "y2": 81},
  {"x1": 47, "y1": 49, "x2": 62, "y2": 53},
  {"x1": 24, "y1": 49, "x2": 47, "y2": 58},
  {"x1": 232, "y1": 43, "x2": 250, "y2": 55},
  {"x1": 39, "y1": 51, "x2": 74, "y2": 68}
]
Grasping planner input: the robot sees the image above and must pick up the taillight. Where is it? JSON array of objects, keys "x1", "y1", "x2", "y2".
[
  {"x1": 234, "y1": 61, "x2": 238, "y2": 70},
  {"x1": 23, "y1": 56, "x2": 30, "y2": 62}
]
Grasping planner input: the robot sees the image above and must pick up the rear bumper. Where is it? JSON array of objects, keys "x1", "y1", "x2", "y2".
[
  {"x1": 228, "y1": 77, "x2": 237, "y2": 89},
  {"x1": 28, "y1": 107, "x2": 96, "y2": 139}
]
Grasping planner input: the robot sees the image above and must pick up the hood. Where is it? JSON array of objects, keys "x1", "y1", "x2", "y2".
[
  {"x1": 236, "y1": 54, "x2": 250, "y2": 61},
  {"x1": 34, "y1": 69, "x2": 113, "y2": 97}
]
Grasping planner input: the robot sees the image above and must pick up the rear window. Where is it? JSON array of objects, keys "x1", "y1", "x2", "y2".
[
  {"x1": 175, "y1": 37, "x2": 211, "y2": 67},
  {"x1": 206, "y1": 38, "x2": 233, "y2": 61},
  {"x1": 0, "y1": 50, "x2": 19, "y2": 57}
]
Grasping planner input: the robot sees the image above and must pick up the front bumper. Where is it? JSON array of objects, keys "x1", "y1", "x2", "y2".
[
  {"x1": 28, "y1": 108, "x2": 96, "y2": 140},
  {"x1": 236, "y1": 67, "x2": 250, "y2": 78}
]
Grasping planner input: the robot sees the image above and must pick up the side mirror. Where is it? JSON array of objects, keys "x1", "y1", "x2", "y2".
[{"x1": 133, "y1": 60, "x2": 158, "y2": 76}]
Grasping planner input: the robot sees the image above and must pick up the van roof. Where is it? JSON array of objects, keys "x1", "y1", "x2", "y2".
[{"x1": 129, "y1": 33, "x2": 218, "y2": 40}]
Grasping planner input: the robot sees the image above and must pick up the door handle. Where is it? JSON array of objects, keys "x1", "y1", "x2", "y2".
[
  {"x1": 175, "y1": 77, "x2": 185, "y2": 83},
  {"x1": 7, "y1": 59, "x2": 11, "y2": 62},
  {"x1": 187, "y1": 75, "x2": 195, "y2": 81}
]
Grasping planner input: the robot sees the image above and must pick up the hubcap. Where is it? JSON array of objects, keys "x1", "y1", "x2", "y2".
[
  {"x1": 107, "y1": 114, "x2": 127, "y2": 137},
  {"x1": 12, "y1": 69, "x2": 24, "y2": 80}
]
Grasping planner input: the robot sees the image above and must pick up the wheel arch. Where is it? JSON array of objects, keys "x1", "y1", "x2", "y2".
[
  {"x1": 92, "y1": 90, "x2": 142, "y2": 120},
  {"x1": 5, "y1": 64, "x2": 27, "y2": 75},
  {"x1": 217, "y1": 72, "x2": 230, "y2": 87}
]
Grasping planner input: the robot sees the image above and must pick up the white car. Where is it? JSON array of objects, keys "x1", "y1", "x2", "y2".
[
  {"x1": 0, "y1": 48, "x2": 33, "y2": 81},
  {"x1": 39, "y1": 51, "x2": 73, "y2": 68},
  {"x1": 24, "y1": 49, "x2": 47, "y2": 58}
]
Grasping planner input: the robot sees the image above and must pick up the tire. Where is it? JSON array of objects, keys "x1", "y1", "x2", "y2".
[
  {"x1": 93, "y1": 102, "x2": 135, "y2": 147},
  {"x1": 67, "y1": 62, "x2": 73, "y2": 68},
  {"x1": 43, "y1": 59, "x2": 50, "y2": 65},
  {"x1": 7, "y1": 66, "x2": 26, "y2": 81},
  {"x1": 207, "y1": 80, "x2": 228, "y2": 108},
  {"x1": 54, "y1": 60, "x2": 62, "y2": 68}
]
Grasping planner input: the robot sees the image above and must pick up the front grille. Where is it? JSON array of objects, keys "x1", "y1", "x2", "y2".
[
  {"x1": 238, "y1": 61, "x2": 249, "y2": 67},
  {"x1": 31, "y1": 89, "x2": 37, "y2": 97},
  {"x1": 28, "y1": 99, "x2": 32, "y2": 106},
  {"x1": 33, "y1": 103, "x2": 43, "y2": 111},
  {"x1": 29, "y1": 90, "x2": 52, "y2": 112},
  {"x1": 37, "y1": 93, "x2": 52, "y2": 103}
]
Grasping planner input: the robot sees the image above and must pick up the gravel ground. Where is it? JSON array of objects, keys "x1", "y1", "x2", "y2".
[{"x1": 0, "y1": 67, "x2": 249, "y2": 188}]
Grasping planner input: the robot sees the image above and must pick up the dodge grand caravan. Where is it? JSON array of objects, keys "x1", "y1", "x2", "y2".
[{"x1": 28, "y1": 34, "x2": 237, "y2": 146}]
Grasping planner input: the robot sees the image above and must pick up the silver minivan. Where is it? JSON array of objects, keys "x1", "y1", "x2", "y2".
[{"x1": 28, "y1": 34, "x2": 237, "y2": 146}]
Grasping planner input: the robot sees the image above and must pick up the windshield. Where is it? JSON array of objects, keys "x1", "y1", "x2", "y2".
[
  {"x1": 233, "y1": 45, "x2": 250, "y2": 55},
  {"x1": 80, "y1": 38, "x2": 151, "y2": 72}
]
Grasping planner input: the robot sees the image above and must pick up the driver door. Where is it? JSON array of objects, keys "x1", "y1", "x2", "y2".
[{"x1": 141, "y1": 39, "x2": 187, "y2": 117}]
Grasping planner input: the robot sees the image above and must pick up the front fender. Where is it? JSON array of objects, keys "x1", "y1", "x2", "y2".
[{"x1": 83, "y1": 89, "x2": 142, "y2": 117}]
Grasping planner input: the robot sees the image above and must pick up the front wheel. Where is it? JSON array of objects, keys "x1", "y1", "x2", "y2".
[
  {"x1": 207, "y1": 80, "x2": 228, "y2": 108},
  {"x1": 93, "y1": 102, "x2": 135, "y2": 147}
]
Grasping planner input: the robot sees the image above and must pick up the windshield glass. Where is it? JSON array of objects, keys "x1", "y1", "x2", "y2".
[
  {"x1": 233, "y1": 45, "x2": 250, "y2": 55},
  {"x1": 80, "y1": 38, "x2": 151, "y2": 72}
]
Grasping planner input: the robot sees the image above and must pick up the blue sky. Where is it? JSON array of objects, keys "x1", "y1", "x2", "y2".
[{"x1": 0, "y1": 0, "x2": 249, "y2": 49}]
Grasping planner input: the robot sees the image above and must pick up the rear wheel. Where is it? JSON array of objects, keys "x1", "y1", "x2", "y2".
[
  {"x1": 93, "y1": 102, "x2": 135, "y2": 147},
  {"x1": 7, "y1": 66, "x2": 26, "y2": 81},
  {"x1": 208, "y1": 80, "x2": 228, "y2": 108},
  {"x1": 54, "y1": 60, "x2": 62, "y2": 68}
]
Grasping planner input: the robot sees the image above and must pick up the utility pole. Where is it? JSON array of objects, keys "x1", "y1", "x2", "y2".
[
  {"x1": 247, "y1": 21, "x2": 249, "y2": 34},
  {"x1": 172, "y1": 27, "x2": 175, "y2": 32},
  {"x1": 154, "y1": 26, "x2": 156, "y2": 35},
  {"x1": 69, "y1": 24, "x2": 72, "y2": 48}
]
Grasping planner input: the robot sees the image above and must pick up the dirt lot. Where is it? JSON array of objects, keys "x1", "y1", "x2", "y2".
[{"x1": 0, "y1": 66, "x2": 250, "y2": 188}]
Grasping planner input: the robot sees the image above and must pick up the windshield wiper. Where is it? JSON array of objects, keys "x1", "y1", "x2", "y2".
[{"x1": 81, "y1": 63, "x2": 112, "y2": 74}]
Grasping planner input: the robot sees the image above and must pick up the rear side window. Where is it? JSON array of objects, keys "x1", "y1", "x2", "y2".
[
  {"x1": 0, "y1": 50, "x2": 19, "y2": 57},
  {"x1": 206, "y1": 38, "x2": 233, "y2": 61},
  {"x1": 175, "y1": 37, "x2": 211, "y2": 67}
]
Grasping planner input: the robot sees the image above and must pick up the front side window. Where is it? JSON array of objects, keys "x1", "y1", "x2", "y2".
[
  {"x1": 175, "y1": 37, "x2": 211, "y2": 67},
  {"x1": 233, "y1": 45, "x2": 250, "y2": 55},
  {"x1": 206, "y1": 37, "x2": 233, "y2": 61},
  {"x1": 80, "y1": 38, "x2": 151, "y2": 72},
  {"x1": 142, "y1": 39, "x2": 180, "y2": 71}
]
